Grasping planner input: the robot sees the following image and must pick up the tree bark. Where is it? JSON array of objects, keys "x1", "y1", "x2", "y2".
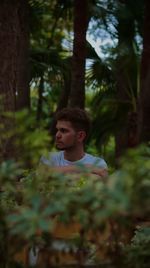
[
  {"x1": 16, "y1": 0, "x2": 30, "y2": 110},
  {"x1": 138, "y1": 0, "x2": 150, "y2": 143},
  {"x1": 0, "y1": 0, "x2": 29, "y2": 161},
  {"x1": 69, "y1": 0, "x2": 88, "y2": 108},
  {"x1": 56, "y1": 60, "x2": 72, "y2": 111},
  {"x1": 37, "y1": 75, "x2": 44, "y2": 121},
  {"x1": 115, "y1": 0, "x2": 139, "y2": 159}
]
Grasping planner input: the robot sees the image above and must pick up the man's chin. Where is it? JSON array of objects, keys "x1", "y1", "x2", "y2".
[{"x1": 56, "y1": 144, "x2": 65, "y2": 150}]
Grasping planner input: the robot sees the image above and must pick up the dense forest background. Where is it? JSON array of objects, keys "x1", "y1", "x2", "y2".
[
  {"x1": 0, "y1": 0, "x2": 150, "y2": 168},
  {"x1": 0, "y1": 1, "x2": 150, "y2": 267}
]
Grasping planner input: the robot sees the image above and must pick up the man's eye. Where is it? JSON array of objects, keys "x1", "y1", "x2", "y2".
[{"x1": 60, "y1": 129, "x2": 67, "y2": 133}]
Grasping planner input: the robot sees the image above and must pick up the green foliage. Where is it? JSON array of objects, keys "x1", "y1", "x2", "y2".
[
  {"x1": 14, "y1": 110, "x2": 51, "y2": 167},
  {"x1": 125, "y1": 226, "x2": 150, "y2": 268},
  {"x1": 0, "y1": 145, "x2": 150, "y2": 266},
  {"x1": 116, "y1": 145, "x2": 150, "y2": 217},
  {"x1": 0, "y1": 109, "x2": 51, "y2": 168}
]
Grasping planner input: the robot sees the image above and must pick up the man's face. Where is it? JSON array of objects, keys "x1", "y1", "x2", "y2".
[{"x1": 55, "y1": 120, "x2": 83, "y2": 150}]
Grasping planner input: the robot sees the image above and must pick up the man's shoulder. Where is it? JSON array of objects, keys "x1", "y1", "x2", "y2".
[
  {"x1": 50, "y1": 151, "x2": 63, "y2": 158},
  {"x1": 84, "y1": 153, "x2": 108, "y2": 168},
  {"x1": 40, "y1": 151, "x2": 63, "y2": 166}
]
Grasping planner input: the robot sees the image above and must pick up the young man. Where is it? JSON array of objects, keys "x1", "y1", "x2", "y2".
[{"x1": 40, "y1": 107, "x2": 108, "y2": 178}]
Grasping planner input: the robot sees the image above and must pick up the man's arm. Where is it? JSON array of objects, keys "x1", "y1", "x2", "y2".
[
  {"x1": 85, "y1": 165, "x2": 108, "y2": 178},
  {"x1": 48, "y1": 165, "x2": 108, "y2": 179}
]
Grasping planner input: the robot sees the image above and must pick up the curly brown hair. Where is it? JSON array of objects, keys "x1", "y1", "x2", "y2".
[{"x1": 55, "y1": 107, "x2": 91, "y2": 138}]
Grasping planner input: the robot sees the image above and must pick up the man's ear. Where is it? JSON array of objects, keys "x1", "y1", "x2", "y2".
[{"x1": 77, "y1": 131, "x2": 86, "y2": 142}]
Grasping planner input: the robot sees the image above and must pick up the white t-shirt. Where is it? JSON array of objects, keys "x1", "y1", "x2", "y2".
[{"x1": 40, "y1": 151, "x2": 107, "y2": 169}]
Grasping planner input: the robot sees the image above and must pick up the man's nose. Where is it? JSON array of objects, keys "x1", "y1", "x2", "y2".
[{"x1": 56, "y1": 131, "x2": 61, "y2": 139}]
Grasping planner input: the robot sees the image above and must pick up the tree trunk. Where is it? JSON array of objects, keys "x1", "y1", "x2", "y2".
[
  {"x1": 138, "y1": 0, "x2": 150, "y2": 143},
  {"x1": 115, "y1": 0, "x2": 139, "y2": 159},
  {"x1": 37, "y1": 75, "x2": 44, "y2": 121},
  {"x1": 0, "y1": 0, "x2": 29, "y2": 161},
  {"x1": 50, "y1": 73, "x2": 71, "y2": 138},
  {"x1": 16, "y1": 0, "x2": 30, "y2": 110},
  {"x1": 69, "y1": 0, "x2": 88, "y2": 108},
  {"x1": 57, "y1": 65, "x2": 71, "y2": 111}
]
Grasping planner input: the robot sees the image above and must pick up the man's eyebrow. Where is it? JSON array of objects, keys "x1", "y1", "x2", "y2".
[{"x1": 56, "y1": 127, "x2": 68, "y2": 131}]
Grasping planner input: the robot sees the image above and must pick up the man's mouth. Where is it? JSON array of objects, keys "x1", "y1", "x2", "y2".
[{"x1": 55, "y1": 141, "x2": 63, "y2": 145}]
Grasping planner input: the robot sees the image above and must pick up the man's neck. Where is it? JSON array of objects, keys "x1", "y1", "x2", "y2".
[{"x1": 64, "y1": 147, "x2": 85, "y2": 162}]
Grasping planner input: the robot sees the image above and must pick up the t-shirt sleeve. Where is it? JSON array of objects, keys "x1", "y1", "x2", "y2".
[
  {"x1": 40, "y1": 153, "x2": 56, "y2": 166},
  {"x1": 94, "y1": 157, "x2": 108, "y2": 169}
]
